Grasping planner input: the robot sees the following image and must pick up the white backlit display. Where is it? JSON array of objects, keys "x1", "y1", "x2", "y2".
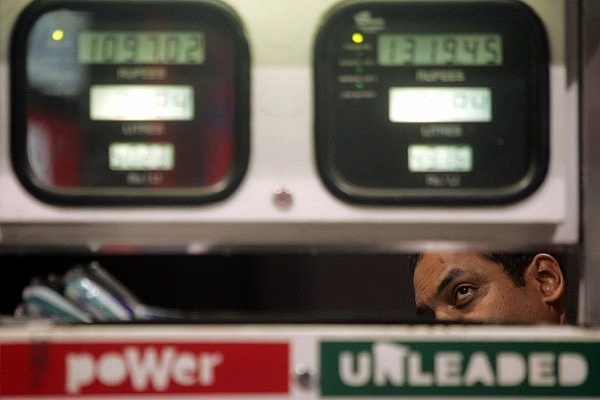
[
  {"x1": 109, "y1": 142, "x2": 174, "y2": 171},
  {"x1": 90, "y1": 85, "x2": 194, "y2": 121},
  {"x1": 408, "y1": 144, "x2": 473, "y2": 172},
  {"x1": 389, "y1": 87, "x2": 492, "y2": 123}
]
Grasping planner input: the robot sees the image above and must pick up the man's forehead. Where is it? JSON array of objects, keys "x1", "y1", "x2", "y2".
[
  {"x1": 413, "y1": 255, "x2": 454, "y2": 301},
  {"x1": 417, "y1": 252, "x2": 486, "y2": 268},
  {"x1": 413, "y1": 253, "x2": 485, "y2": 293},
  {"x1": 417, "y1": 253, "x2": 467, "y2": 269}
]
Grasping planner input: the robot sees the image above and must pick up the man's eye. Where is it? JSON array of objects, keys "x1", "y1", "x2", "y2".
[{"x1": 454, "y1": 285, "x2": 475, "y2": 306}]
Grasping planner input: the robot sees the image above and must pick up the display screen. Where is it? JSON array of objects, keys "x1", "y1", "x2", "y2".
[
  {"x1": 408, "y1": 144, "x2": 473, "y2": 172},
  {"x1": 90, "y1": 85, "x2": 194, "y2": 121},
  {"x1": 11, "y1": 0, "x2": 251, "y2": 204},
  {"x1": 109, "y1": 142, "x2": 174, "y2": 171},
  {"x1": 314, "y1": 0, "x2": 549, "y2": 204},
  {"x1": 389, "y1": 87, "x2": 492, "y2": 123},
  {"x1": 78, "y1": 31, "x2": 205, "y2": 64},
  {"x1": 378, "y1": 34, "x2": 502, "y2": 66}
]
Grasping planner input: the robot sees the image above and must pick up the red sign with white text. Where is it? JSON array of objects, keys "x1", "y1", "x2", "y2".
[{"x1": 0, "y1": 341, "x2": 289, "y2": 396}]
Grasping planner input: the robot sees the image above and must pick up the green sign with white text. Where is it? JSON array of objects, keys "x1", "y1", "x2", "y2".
[{"x1": 320, "y1": 341, "x2": 600, "y2": 397}]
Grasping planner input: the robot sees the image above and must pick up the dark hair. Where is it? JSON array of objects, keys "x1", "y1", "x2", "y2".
[{"x1": 408, "y1": 252, "x2": 564, "y2": 287}]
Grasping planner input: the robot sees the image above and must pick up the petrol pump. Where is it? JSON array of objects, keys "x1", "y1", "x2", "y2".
[{"x1": 0, "y1": 1, "x2": 597, "y2": 399}]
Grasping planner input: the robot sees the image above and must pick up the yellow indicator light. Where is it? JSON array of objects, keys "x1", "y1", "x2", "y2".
[
  {"x1": 351, "y1": 32, "x2": 364, "y2": 44},
  {"x1": 51, "y1": 29, "x2": 64, "y2": 41}
]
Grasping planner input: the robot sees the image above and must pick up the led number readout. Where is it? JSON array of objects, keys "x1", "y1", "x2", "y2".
[
  {"x1": 79, "y1": 31, "x2": 205, "y2": 64},
  {"x1": 378, "y1": 34, "x2": 502, "y2": 66}
]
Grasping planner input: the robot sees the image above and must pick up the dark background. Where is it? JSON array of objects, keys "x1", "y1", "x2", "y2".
[{"x1": 0, "y1": 252, "x2": 417, "y2": 322}]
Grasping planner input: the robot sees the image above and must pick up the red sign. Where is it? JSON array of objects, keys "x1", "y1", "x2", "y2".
[{"x1": 0, "y1": 341, "x2": 289, "y2": 396}]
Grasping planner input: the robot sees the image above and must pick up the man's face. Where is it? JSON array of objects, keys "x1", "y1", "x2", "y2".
[{"x1": 412, "y1": 253, "x2": 559, "y2": 324}]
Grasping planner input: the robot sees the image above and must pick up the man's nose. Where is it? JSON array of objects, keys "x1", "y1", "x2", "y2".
[{"x1": 435, "y1": 308, "x2": 465, "y2": 322}]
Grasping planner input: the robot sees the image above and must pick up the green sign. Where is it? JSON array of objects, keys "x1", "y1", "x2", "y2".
[{"x1": 320, "y1": 341, "x2": 600, "y2": 397}]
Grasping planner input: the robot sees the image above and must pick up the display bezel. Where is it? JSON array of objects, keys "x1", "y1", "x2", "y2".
[
  {"x1": 10, "y1": 0, "x2": 250, "y2": 206},
  {"x1": 314, "y1": 0, "x2": 550, "y2": 205}
]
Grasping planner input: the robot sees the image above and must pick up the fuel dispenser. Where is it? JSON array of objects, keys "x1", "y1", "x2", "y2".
[{"x1": 0, "y1": 1, "x2": 597, "y2": 399}]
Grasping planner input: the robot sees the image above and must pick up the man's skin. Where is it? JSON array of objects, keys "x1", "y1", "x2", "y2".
[{"x1": 412, "y1": 253, "x2": 566, "y2": 324}]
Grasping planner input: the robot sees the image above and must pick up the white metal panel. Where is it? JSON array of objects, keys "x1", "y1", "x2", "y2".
[{"x1": 0, "y1": 0, "x2": 578, "y2": 249}]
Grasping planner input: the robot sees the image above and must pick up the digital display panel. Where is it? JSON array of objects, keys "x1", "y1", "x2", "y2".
[
  {"x1": 389, "y1": 87, "x2": 492, "y2": 123},
  {"x1": 79, "y1": 31, "x2": 205, "y2": 64},
  {"x1": 408, "y1": 144, "x2": 473, "y2": 172},
  {"x1": 11, "y1": 0, "x2": 251, "y2": 205},
  {"x1": 109, "y1": 142, "x2": 174, "y2": 171},
  {"x1": 314, "y1": 0, "x2": 549, "y2": 204},
  {"x1": 378, "y1": 34, "x2": 502, "y2": 66},
  {"x1": 90, "y1": 85, "x2": 194, "y2": 121}
]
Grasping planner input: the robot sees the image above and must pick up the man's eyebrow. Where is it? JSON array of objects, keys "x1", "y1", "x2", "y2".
[{"x1": 436, "y1": 268, "x2": 464, "y2": 296}]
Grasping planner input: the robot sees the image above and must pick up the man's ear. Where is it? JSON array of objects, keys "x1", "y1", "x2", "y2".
[{"x1": 530, "y1": 253, "x2": 565, "y2": 304}]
